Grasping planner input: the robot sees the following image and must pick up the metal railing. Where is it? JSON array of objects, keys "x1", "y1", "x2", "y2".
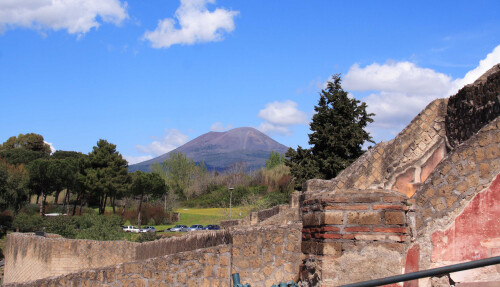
[{"x1": 339, "y1": 256, "x2": 500, "y2": 287}]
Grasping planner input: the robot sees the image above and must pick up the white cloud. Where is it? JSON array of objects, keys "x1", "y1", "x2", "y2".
[
  {"x1": 342, "y1": 45, "x2": 500, "y2": 141},
  {"x1": 143, "y1": 0, "x2": 238, "y2": 48},
  {"x1": 257, "y1": 100, "x2": 309, "y2": 136},
  {"x1": 343, "y1": 61, "x2": 452, "y2": 95},
  {"x1": 210, "y1": 122, "x2": 233, "y2": 132},
  {"x1": 450, "y1": 45, "x2": 500, "y2": 94},
  {"x1": 124, "y1": 155, "x2": 153, "y2": 165},
  {"x1": 44, "y1": 141, "x2": 55, "y2": 154},
  {"x1": 0, "y1": 0, "x2": 128, "y2": 35},
  {"x1": 136, "y1": 129, "x2": 189, "y2": 156}
]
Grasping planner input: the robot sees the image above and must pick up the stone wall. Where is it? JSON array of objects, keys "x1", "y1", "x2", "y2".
[
  {"x1": 446, "y1": 64, "x2": 500, "y2": 148},
  {"x1": 407, "y1": 117, "x2": 500, "y2": 286},
  {"x1": 5, "y1": 245, "x2": 232, "y2": 287},
  {"x1": 300, "y1": 189, "x2": 410, "y2": 286},
  {"x1": 231, "y1": 224, "x2": 302, "y2": 286},
  {"x1": 304, "y1": 98, "x2": 448, "y2": 199},
  {"x1": 3, "y1": 233, "x2": 138, "y2": 284},
  {"x1": 4, "y1": 223, "x2": 303, "y2": 286},
  {"x1": 4, "y1": 230, "x2": 231, "y2": 284}
]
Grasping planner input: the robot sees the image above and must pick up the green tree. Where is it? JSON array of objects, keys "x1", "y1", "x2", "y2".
[
  {"x1": 1, "y1": 133, "x2": 51, "y2": 155},
  {"x1": 151, "y1": 152, "x2": 197, "y2": 200},
  {"x1": 265, "y1": 151, "x2": 286, "y2": 169},
  {"x1": 27, "y1": 158, "x2": 60, "y2": 215},
  {"x1": 286, "y1": 74, "x2": 374, "y2": 188},
  {"x1": 130, "y1": 171, "x2": 166, "y2": 228},
  {"x1": 86, "y1": 140, "x2": 129, "y2": 215}
]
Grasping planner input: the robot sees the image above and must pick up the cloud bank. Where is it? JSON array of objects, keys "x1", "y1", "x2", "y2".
[
  {"x1": 343, "y1": 44, "x2": 500, "y2": 139},
  {"x1": 136, "y1": 129, "x2": 189, "y2": 156},
  {"x1": 143, "y1": 0, "x2": 238, "y2": 48},
  {"x1": 210, "y1": 122, "x2": 234, "y2": 132},
  {"x1": 257, "y1": 100, "x2": 309, "y2": 136},
  {"x1": 0, "y1": 0, "x2": 128, "y2": 35}
]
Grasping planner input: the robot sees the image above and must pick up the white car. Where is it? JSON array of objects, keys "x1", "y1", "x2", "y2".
[{"x1": 123, "y1": 226, "x2": 140, "y2": 233}]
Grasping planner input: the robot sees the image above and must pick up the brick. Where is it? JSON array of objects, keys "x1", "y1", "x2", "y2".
[
  {"x1": 342, "y1": 234, "x2": 355, "y2": 240},
  {"x1": 321, "y1": 233, "x2": 342, "y2": 239},
  {"x1": 373, "y1": 227, "x2": 408, "y2": 234},
  {"x1": 374, "y1": 205, "x2": 406, "y2": 210},
  {"x1": 321, "y1": 226, "x2": 341, "y2": 232},
  {"x1": 324, "y1": 211, "x2": 343, "y2": 225},
  {"x1": 321, "y1": 197, "x2": 350, "y2": 204},
  {"x1": 344, "y1": 227, "x2": 370, "y2": 232},
  {"x1": 382, "y1": 196, "x2": 405, "y2": 203},
  {"x1": 325, "y1": 205, "x2": 369, "y2": 210}
]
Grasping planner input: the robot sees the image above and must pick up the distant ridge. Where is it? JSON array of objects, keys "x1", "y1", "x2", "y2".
[{"x1": 129, "y1": 127, "x2": 289, "y2": 172}]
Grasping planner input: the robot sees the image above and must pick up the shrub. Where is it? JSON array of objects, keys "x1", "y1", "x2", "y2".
[
  {"x1": 12, "y1": 213, "x2": 43, "y2": 232},
  {"x1": 136, "y1": 232, "x2": 157, "y2": 243},
  {"x1": 75, "y1": 214, "x2": 124, "y2": 241},
  {"x1": 44, "y1": 216, "x2": 77, "y2": 238}
]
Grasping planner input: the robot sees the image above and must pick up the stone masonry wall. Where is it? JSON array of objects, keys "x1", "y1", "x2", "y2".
[
  {"x1": 4, "y1": 230, "x2": 231, "y2": 284},
  {"x1": 3, "y1": 233, "x2": 138, "y2": 284},
  {"x1": 231, "y1": 224, "x2": 302, "y2": 286},
  {"x1": 300, "y1": 189, "x2": 410, "y2": 286},
  {"x1": 304, "y1": 99, "x2": 448, "y2": 199},
  {"x1": 446, "y1": 64, "x2": 500, "y2": 148},
  {"x1": 4, "y1": 222, "x2": 303, "y2": 286},
  {"x1": 406, "y1": 117, "x2": 500, "y2": 285},
  {"x1": 4, "y1": 245, "x2": 232, "y2": 287}
]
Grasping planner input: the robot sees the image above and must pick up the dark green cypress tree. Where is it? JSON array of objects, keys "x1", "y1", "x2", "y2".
[{"x1": 286, "y1": 74, "x2": 374, "y2": 188}]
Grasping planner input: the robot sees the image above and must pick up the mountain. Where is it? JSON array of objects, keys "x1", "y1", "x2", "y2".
[{"x1": 129, "y1": 127, "x2": 289, "y2": 172}]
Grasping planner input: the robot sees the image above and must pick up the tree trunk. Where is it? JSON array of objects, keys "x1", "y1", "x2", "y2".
[
  {"x1": 73, "y1": 192, "x2": 80, "y2": 216},
  {"x1": 137, "y1": 193, "x2": 144, "y2": 229},
  {"x1": 36, "y1": 194, "x2": 40, "y2": 204},
  {"x1": 112, "y1": 196, "x2": 116, "y2": 214},
  {"x1": 39, "y1": 190, "x2": 44, "y2": 216},
  {"x1": 65, "y1": 188, "x2": 71, "y2": 215},
  {"x1": 54, "y1": 190, "x2": 60, "y2": 205}
]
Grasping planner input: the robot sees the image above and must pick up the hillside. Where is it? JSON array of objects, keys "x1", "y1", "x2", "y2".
[{"x1": 129, "y1": 127, "x2": 289, "y2": 172}]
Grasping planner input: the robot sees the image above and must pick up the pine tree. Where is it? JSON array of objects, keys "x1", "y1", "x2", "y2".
[{"x1": 286, "y1": 74, "x2": 374, "y2": 188}]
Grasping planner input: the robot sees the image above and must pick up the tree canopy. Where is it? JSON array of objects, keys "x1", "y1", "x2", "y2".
[{"x1": 286, "y1": 74, "x2": 374, "y2": 189}]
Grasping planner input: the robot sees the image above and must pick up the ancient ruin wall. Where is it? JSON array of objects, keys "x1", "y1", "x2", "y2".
[
  {"x1": 304, "y1": 98, "x2": 448, "y2": 198},
  {"x1": 4, "y1": 245, "x2": 233, "y2": 287},
  {"x1": 4, "y1": 230, "x2": 232, "y2": 284},
  {"x1": 300, "y1": 189, "x2": 410, "y2": 286},
  {"x1": 4, "y1": 224, "x2": 303, "y2": 286},
  {"x1": 446, "y1": 64, "x2": 500, "y2": 148},
  {"x1": 3, "y1": 233, "x2": 138, "y2": 284},
  {"x1": 408, "y1": 117, "x2": 500, "y2": 284},
  {"x1": 231, "y1": 224, "x2": 302, "y2": 286}
]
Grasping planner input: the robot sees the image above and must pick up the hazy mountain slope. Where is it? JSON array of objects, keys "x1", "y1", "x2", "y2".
[{"x1": 129, "y1": 127, "x2": 289, "y2": 172}]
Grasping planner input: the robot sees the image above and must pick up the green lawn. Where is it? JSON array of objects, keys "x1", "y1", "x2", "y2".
[{"x1": 154, "y1": 206, "x2": 248, "y2": 232}]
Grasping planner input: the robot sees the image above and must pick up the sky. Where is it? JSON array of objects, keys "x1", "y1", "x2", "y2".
[{"x1": 1, "y1": 0, "x2": 500, "y2": 165}]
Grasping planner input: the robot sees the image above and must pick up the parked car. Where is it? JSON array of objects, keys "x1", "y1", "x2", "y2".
[
  {"x1": 203, "y1": 224, "x2": 220, "y2": 230},
  {"x1": 170, "y1": 225, "x2": 189, "y2": 232},
  {"x1": 140, "y1": 226, "x2": 156, "y2": 233},
  {"x1": 123, "y1": 226, "x2": 140, "y2": 233},
  {"x1": 187, "y1": 224, "x2": 204, "y2": 231}
]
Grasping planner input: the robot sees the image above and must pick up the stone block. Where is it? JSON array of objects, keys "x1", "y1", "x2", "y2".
[
  {"x1": 302, "y1": 212, "x2": 324, "y2": 227},
  {"x1": 479, "y1": 163, "x2": 491, "y2": 178},
  {"x1": 324, "y1": 211, "x2": 343, "y2": 225},
  {"x1": 385, "y1": 211, "x2": 405, "y2": 225},
  {"x1": 319, "y1": 242, "x2": 342, "y2": 256}
]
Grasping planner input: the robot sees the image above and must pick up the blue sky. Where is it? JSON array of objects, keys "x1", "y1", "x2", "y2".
[{"x1": 1, "y1": 0, "x2": 499, "y2": 164}]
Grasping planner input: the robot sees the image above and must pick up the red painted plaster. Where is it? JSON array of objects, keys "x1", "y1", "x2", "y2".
[
  {"x1": 432, "y1": 174, "x2": 500, "y2": 262},
  {"x1": 421, "y1": 144, "x2": 446, "y2": 183},
  {"x1": 403, "y1": 244, "x2": 420, "y2": 287},
  {"x1": 393, "y1": 168, "x2": 417, "y2": 198}
]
